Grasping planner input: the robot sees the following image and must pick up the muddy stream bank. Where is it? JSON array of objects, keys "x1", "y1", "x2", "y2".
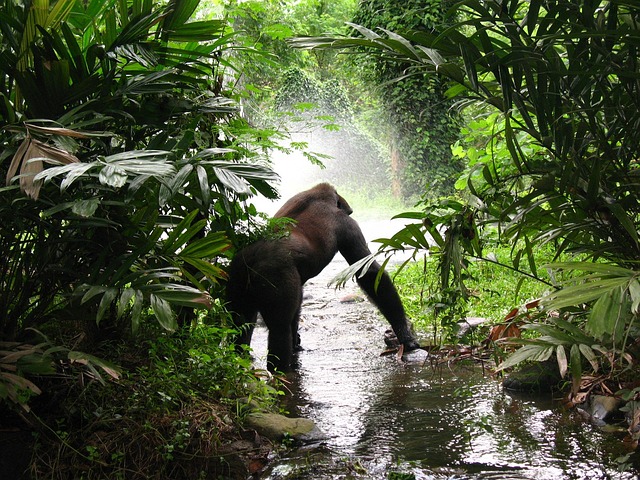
[{"x1": 247, "y1": 220, "x2": 638, "y2": 480}]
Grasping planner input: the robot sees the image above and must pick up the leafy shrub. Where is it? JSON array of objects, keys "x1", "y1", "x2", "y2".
[
  {"x1": 393, "y1": 242, "x2": 551, "y2": 345},
  {"x1": 28, "y1": 322, "x2": 281, "y2": 479}
]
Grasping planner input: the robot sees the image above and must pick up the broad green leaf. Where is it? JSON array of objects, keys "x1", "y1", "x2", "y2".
[
  {"x1": 196, "y1": 165, "x2": 210, "y2": 206},
  {"x1": 545, "y1": 262, "x2": 635, "y2": 278},
  {"x1": 161, "y1": 210, "x2": 204, "y2": 253},
  {"x1": 131, "y1": 290, "x2": 144, "y2": 334},
  {"x1": 629, "y1": 279, "x2": 640, "y2": 315},
  {"x1": 213, "y1": 166, "x2": 251, "y2": 195},
  {"x1": 150, "y1": 294, "x2": 177, "y2": 331},
  {"x1": 552, "y1": 318, "x2": 595, "y2": 345},
  {"x1": 45, "y1": 0, "x2": 75, "y2": 29},
  {"x1": 587, "y1": 285, "x2": 626, "y2": 340},
  {"x1": 543, "y1": 277, "x2": 631, "y2": 311},
  {"x1": 162, "y1": 0, "x2": 201, "y2": 31},
  {"x1": 68, "y1": 351, "x2": 120, "y2": 380},
  {"x1": 71, "y1": 198, "x2": 100, "y2": 217},
  {"x1": 346, "y1": 22, "x2": 381, "y2": 41},
  {"x1": 81, "y1": 285, "x2": 108, "y2": 304},
  {"x1": 182, "y1": 257, "x2": 227, "y2": 283},
  {"x1": 96, "y1": 288, "x2": 118, "y2": 325},
  {"x1": 497, "y1": 344, "x2": 554, "y2": 371},
  {"x1": 578, "y1": 344, "x2": 599, "y2": 373},
  {"x1": 179, "y1": 232, "x2": 230, "y2": 258},
  {"x1": 607, "y1": 201, "x2": 639, "y2": 247},
  {"x1": 99, "y1": 164, "x2": 127, "y2": 188},
  {"x1": 570, "y1": 344, "x2": 582, "y2": 394},
  {"x1": 153, "y1": 286, "x2": 212, "y2": 309},
  {"x1": 117, "y1": 288, "x2": 136, "y2": 319}
]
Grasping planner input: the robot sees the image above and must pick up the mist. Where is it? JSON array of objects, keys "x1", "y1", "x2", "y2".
[{"x1": 254, "y1": 120, "x2": 400, "y2": 220}]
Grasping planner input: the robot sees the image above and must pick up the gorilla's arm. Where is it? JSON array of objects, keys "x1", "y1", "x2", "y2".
[{"x1": 338, "y1": 217, "x2": 419, "y2": 349}]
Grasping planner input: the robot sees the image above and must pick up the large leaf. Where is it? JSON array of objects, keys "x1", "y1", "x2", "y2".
[{"x1": 150, "y1": 293, "x2": 178, "y2": 331}]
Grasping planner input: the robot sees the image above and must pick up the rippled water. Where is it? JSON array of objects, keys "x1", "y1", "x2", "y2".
[{"x1": 249, "y1": 227, "x2": 639, "y2": 480}]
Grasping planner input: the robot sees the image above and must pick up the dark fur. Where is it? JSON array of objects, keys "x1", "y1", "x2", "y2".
[{"x1": 226, "y1": 183, "x2": 419, "y2": 371}]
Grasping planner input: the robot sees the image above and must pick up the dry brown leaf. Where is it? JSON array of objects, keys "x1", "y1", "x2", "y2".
[
  {"x1": 525, "y1": 299, "x2": 541, "y2": 309},
  {"x1": 6, "y1": 135, "x2": 80, "y2": 199},
  {"x1": 504, "y1": 307, "x2": 520, "y2": 321},
  {"x1": 21, "y1": 142, "x2": 43, "y2": 199},
  {"x1": 5, "y1": 135, "x2": 30, "y2": 186},
  {"x1": 32, "y1": 139, "x2": 80, "y2": 165},
  {"x1": 23, "y1": 123, "x2": 90, "y2": 138},
  {"x1": 488, "y1": 322, "x2": 522, "y2": 341}
]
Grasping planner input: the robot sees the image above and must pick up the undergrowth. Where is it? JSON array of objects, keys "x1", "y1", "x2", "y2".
[
  {"x1": 393, "y1": 242, "x2": 553, "y2": 345},
  {"x1": 17, "y1": 322, "x2": 282, "y2": 480}
]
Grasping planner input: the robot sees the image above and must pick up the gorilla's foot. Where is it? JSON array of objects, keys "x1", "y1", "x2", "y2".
[
  {"x1": 384, "y1": 329, "x2": 401, "y2": 348},
  {"x1": 384, "y1": 329, "x2": 420, "y2": 351}
]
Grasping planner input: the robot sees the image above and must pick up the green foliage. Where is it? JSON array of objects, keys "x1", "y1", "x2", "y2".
[
  {"x1": 388, "y1": 471, "x2": 416, "y2": 480},
  {"x1": 0, "y1": 0, "x2": 283, "y2": 411},
  {"x1": 292, "y1": 0, "x2": 640, "y2": 383},
  {"x1": 142, "y1": 322, "x2": 279, "y2": 406},
  {"x1": 393, "y1": 242, "x2": 550, "y2": 344},
  {"x1": 0, "y1": 330, "x2": 120, "y2": 412},
  {"x1": 271, "y1": 67, "x2": 396, "y2": 193},
  {"x1": 275, "y1": 68, "x2": 352, "y2": 122},
  {"x1": 351, "y1": 0, "x2": 462, "y2": 200},
  {"x1": 226, "y1": 0, "x2": 401, "y2": 196},
  {"x1": 28, "y1": 323, "x2": 281, "y2": 479}
]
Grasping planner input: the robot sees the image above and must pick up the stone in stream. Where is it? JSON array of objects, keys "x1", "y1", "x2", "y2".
[
  {"x1": 502, "y1": 359, "x2": 564, "y2": 392},
  {"x1": 245, "y1": 412, "x2": 326, "y2": 443},
  {"x1": 585, "y1": 395, "x2": 624, "y2": 425}
]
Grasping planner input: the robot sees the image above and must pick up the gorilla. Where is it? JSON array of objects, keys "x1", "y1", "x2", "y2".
[{"x1": 226, "y1": 183, "x2": 419, "y2": 372}]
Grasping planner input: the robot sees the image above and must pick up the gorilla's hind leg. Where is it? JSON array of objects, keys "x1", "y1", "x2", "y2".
[
  {"x1": 292, "y1": 292, "x2": 303, "y2": 352},
  {"x1": 261, "y1": 288, "x2": 302, "y2": 372}
]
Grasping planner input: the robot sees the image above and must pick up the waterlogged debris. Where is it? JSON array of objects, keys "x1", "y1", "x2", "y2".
[{"x1": 396, "y1": 343, "x2": 405, "y2": 365}]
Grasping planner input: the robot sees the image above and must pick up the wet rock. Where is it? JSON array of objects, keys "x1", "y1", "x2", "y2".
[
  {"x1": 402, "y1": 348, "x2": 429, "y2": 364},
  {"x1": 589, "y1": 395, "x2": 623, "y2": 425},
  {"x1": 339, "y1": 293, "x2": 364, "y2": 303},
  {"x1": 245, "y1": 412, "x2": 325, "y2": 443},
  {"x1": 502, "y1": 360, "x2": 564, "y2": 392}
]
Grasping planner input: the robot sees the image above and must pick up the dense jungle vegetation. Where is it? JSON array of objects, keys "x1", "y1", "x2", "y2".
[{"x1": 1, "y1": 0, "x2": 639, "y2": 478}]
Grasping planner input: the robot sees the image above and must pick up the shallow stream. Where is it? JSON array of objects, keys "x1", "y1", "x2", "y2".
[{"x1": 248, "y1": 220, "x2": 638, "y2": 480}]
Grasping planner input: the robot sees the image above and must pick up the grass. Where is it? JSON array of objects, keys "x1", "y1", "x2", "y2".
[{"x1": 393, "y1": 242, "x2": 554, "y2": 344}]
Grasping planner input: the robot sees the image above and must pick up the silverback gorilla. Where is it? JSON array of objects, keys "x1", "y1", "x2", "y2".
[{"x1": 226, "y1": 183, "x2": 419, "y2": 372}]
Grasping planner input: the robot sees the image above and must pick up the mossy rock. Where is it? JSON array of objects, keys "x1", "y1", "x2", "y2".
[
  {"x1": 245, "y1": 412, "x2": 325, "y2": 443},
  {"x1": 502, "y1": 360, "x2": 564, "y2": 393}
]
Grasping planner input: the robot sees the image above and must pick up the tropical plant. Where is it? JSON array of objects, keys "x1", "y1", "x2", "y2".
[
  {"x1": 0, "y1": 0, "x2": 281, "y2": 410},
  {"x1": 292, "y1": 0, "x2": 640, "y2": 386}
]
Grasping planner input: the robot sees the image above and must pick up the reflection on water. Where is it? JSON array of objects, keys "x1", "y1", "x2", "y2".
[{"x1": 251, "y1": 253, "x2": 638, "y2": 479}]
